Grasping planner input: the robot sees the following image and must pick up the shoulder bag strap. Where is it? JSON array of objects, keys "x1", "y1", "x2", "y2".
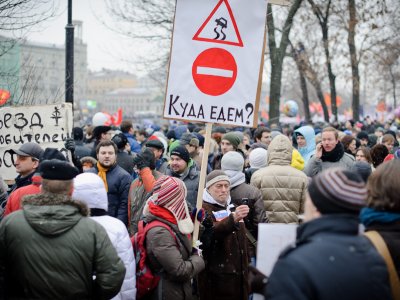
[{"x1": 364, "y1": 230, "x2": 400, "y2": 300}]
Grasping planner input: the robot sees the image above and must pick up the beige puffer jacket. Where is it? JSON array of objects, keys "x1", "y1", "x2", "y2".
[{"x1": 251, "y1": 135, "x2": 308, "y2": 224}]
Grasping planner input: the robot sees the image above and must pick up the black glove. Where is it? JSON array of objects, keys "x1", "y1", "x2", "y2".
[
  {"x1": 248, "y1": 265, "x2": 268, "y2": 294},
  {"x1": 64, "y1": 138, "x2": 76, "y2": 154},
  {"x1": 133, "y1": 149, "x2": 155, "y2": 170}
]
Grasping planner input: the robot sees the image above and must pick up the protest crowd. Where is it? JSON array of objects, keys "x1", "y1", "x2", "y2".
[{"x1": 0, "y1": 117, "x2": 399, "y2": 300}]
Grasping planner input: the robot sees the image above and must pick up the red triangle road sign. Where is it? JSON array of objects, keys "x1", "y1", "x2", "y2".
[{"x1": 193, "y1": 0, "x2": 244, "y2": 47}]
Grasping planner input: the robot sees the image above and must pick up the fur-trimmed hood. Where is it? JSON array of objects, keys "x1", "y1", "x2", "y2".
[{"x1": 22, "y1": 193, "x2": 89, "y2": 236}]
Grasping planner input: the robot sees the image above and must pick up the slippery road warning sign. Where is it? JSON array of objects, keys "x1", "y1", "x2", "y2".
[
  {"x1": 193, "y1": 0, "x2": 243, "y2": 47},
  {"x1": 164, "y1": 0, "x2": 267, "y2": 127}
]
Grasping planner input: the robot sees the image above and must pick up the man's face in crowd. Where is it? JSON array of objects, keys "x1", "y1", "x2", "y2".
[
  {"x1": 208, "y1": 180, "x2": 230, "y2": 205},
  {"x1": 259, "y1": 132, "x2": 272, "y2": 146},
  {"x1": 296, "y1": 135, "x2": 307, "y2": 148},
  {"x1": 14, "y1": 155, "x2": 39, "y2": 177},
  {"x1": 321, "y1": 131, "x2": 338, "y2": 152},
  {"x1": 375, "y1": 130, "x2": 383, "y2": 138},
  {"x1": 360, "y1": 138, "x2": 368, "y2": 146},
  {"x1": 221, "y1": 140, "x2": 234, "y2": 155},
  {"x1": 170, "y1": 155, "x2": 187, "y2": 174},
  {"x1": 136, "y1": 133, "x2": 146, "y2": 143},
  {"x1": 97, "y1": 145, "x2": 116, "y2": 168},
  {"x1": 185, "y1": 144, "x2": 198, "y2": 158},
  {"x1": 100, "y1": 130, "x2": 113, "y2": 142}
]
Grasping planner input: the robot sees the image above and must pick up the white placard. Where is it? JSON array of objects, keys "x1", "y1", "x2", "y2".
[
  {"x1": 254, "y1": 224, "x2": 297, "y2": 300},
  {"x1": 164, "y1": 0, "x2": 267, "y2": 127},
  {"x1": 0, "y1": 103, "x2": 73, "y2": 181}
]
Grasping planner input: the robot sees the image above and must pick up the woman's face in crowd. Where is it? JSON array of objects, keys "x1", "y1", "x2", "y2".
[
  {"x1": 349, "y1": 139, "x2": 357, "y2": 154},
  {"x1": 355, "y1": 149, "x2": 367, "y2": 162},
  {"x1": 383, "y1": 141, "x2": 394, "y2": 153}
]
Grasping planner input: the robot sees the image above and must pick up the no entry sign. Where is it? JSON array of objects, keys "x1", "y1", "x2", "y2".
[
  {"x1": 192, "y1": 48, "x2": 237, "y2": 96},
  {"x1": 164, "y1": 0, "x2": 267, "y2": 127}
]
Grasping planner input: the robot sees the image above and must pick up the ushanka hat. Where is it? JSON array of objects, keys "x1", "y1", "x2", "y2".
[
  {"x1": 146, "y1": 176, "x2": 193, "y2": 234},
  {"x1": 308, "y1": 168, "x2": 367, "y2": 214},
  {"x1": 39, "y1": 159, "x2": 79, "y2": 181}
]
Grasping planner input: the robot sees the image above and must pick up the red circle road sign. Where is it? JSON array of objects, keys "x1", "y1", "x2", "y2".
[{"x1": 192, "y1": 48, "x2": 237, "y2": 96}]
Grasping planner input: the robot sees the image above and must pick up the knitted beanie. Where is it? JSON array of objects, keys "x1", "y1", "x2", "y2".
[
  {"x1": 170, "y1": 145, "x2": 190, "y2": 164},
  {"x1": 350, "y1": 161, "x2": 372, "y2": 183},
  {"x1": 221, "y1": 151, "x2": 244, "y2": 171},
  {"x1": 206, "y1": 170, "x2": 230, "y2": 189},
  {"x1": 308, "y1": 168, "x2": 367, "y2": 215},
  {"x1": 147, "y1": 176, "x2": 193, "y2": 234},
  {"x1": 73, "y1": 173, "x2": 108, "y2": 211},
  {"x1": 249, "y1": 148, "x2": 268, "y2": 169},
  {"x1": 222, "y1": 132, "x2": 241, "y2": 150}
]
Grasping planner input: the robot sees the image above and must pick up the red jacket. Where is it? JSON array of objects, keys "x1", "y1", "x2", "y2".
[{"x1": 4, "y1": 175, "x2": 42, "y2": 216}]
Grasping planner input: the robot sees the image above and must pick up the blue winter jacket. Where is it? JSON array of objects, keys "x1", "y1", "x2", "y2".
[
  {"x1": 294, "y1": 125, "x2": 316, "y2": 163},
  {"x1": 87, "y1": 164, "x2": 132, "y2": 226},
  {"x1": 123, "y1": 133, "x2": 142, "y2": 154}
]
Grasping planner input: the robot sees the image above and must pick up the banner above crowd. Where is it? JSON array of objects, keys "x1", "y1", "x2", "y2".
[{"x1": 0, "y1": 103, "x2": 73, "y2": 181}]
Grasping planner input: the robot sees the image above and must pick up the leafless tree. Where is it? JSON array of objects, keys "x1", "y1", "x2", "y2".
[
  {"x1": 266, "y1": 0, "x2": 304, "y2": 123},
  {"x1": 0, "y1": 0, "x2": 60, "y2": 56}
]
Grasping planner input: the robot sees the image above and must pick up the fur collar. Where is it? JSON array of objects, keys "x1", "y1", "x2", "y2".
[{"x1": 22, "y1": 193, "x2": 90, "y2": 216}]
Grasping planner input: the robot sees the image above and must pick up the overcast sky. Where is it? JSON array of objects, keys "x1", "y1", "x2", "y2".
[{"x1": 24, "y1": 0, "x2": 138, "y2": 73}]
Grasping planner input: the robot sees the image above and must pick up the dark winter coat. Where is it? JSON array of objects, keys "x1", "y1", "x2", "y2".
[
  {"x1": 88, "y1": 164, "x2": 132, "y2": 226},
  {"x1": 198, "y1": 202, "x2": 249, "y2": 300},
  {"x1": 265, "y1": 215, "x2": 392, "y2": 300},
  {"x1": 165, "y1": 161, "x2": 199, "y2": 210},
  {"x1": 74, "y1": 140, "x2": 91, "y2": 160},
  {"x1": 116, "y1": 150, "x2": 135, "y2": 176},
  {"x1": 365, "y1": 221, "x2": 400, "y2": 275},
  {"x1": 0, "y1": 193, "x2": 126, "y2": 299},
  {"x1": 144, "y1": 213, "x2": 205, "y2": 300},
  {"x1": 230, "y1": 182, "x2": 268, "y2": 258}
]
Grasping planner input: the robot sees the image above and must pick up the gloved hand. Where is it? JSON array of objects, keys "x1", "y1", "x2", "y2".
[
  {"x1": 64, "y1": 138, "x2": 76, "y2": 154},
  {"x1": 191, "y1": 208, "x2": 206, "y2": 223},
  {"x1": 248, "y1": 265, "x2": 268, "y2": 294},
  {"x1": 133, "y1": 149, "x2": 155, "y2": 170},
  {"x1": 192, "y1": 240, "x2": 203, "y2": 257}
]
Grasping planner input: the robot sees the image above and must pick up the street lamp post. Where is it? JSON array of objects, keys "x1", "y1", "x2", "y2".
[{"x1": 65, "y1": 0, "x2": 74, "y2": 104}]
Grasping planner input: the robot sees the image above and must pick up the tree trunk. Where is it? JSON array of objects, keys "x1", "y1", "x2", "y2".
[
  {"x1": 348, "y1": 0, "x2": 360, "y2": 121},
  {"x1": 267, "y1": 0, "x2": 303, "y2": 123},
  {"x1": 269, "y1": 55, "x2": 284, "y2": 124},
  {"x1": 316, "y1": 85, "x2": 330, "y2": 122},
  {"x1": 299, "y1": 68, "x2": 311, "y2": 123},
  {"x1": 389, "y1": 65, "x2": 397, "y2": 108},
  {"x1": 322, "y1": 25, "x2": 338, "y2": 121},
  {"x1": 308, "y1": 0, "x2": 338, "y2": 121},
  {"x1": 292, "y1": 45, "x2": 311, "y2": 123}
]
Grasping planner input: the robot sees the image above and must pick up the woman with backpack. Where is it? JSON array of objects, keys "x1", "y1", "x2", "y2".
[{"x1": 140, "y1": 176, "x2": 204, "y2": 300}]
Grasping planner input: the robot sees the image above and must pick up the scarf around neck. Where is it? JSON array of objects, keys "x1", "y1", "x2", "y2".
[
  {"x1": 321, "y1": 142, "x2": 345, "y2": 162},
  {"x1": 203, "y1": 189, "x2": 233, "y2": 209},
  {"x1": 148, "y1": 202, "x2": 177, "y2": 225},
  {"x1": 97, "y1": 162, "x2": 110, "y2": 192},
  {"x1": 224, "y1": 170, "x2": 245, "y2": 188},
  {"x1": 360, "y1": 207, "x2": 400, "y2": 227}
]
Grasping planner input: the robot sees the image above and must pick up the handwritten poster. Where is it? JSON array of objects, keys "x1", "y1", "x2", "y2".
[{"x1": 0, "y1": 103, "x2": 73, "y2": 180}]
